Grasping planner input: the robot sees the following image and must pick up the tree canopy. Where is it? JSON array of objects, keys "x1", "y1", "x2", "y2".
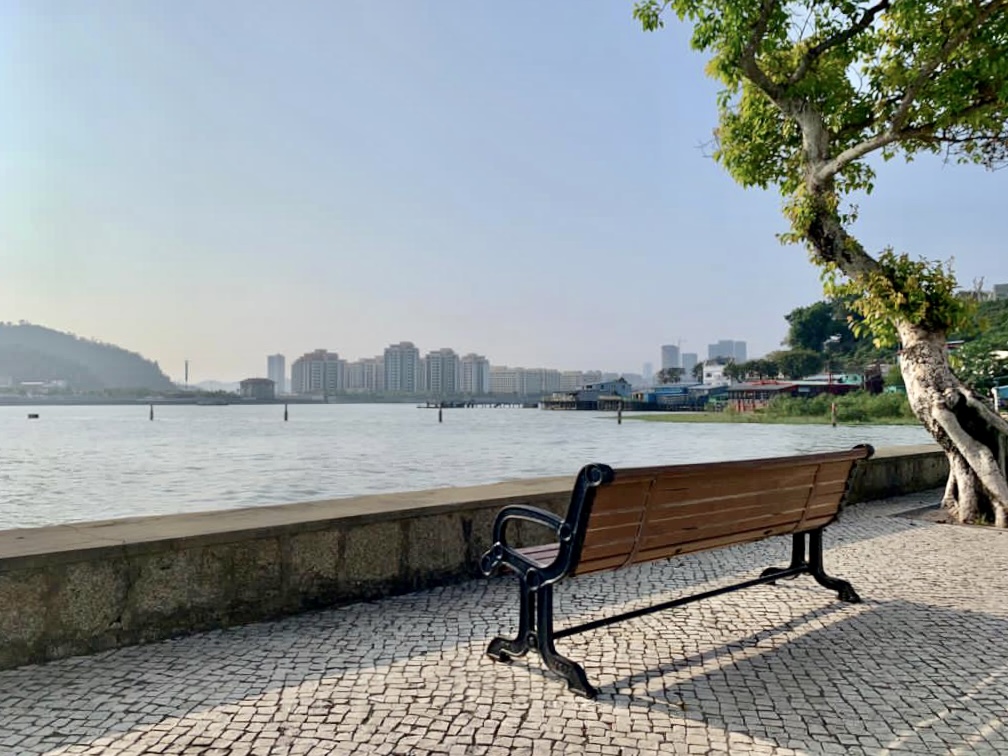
[{"x1": 635, "y1": 0, "x2": 1008, "y2": 525}]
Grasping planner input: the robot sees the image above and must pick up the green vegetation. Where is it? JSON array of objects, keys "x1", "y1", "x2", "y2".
[
  {"x1": 951, "y1": 298, "x2": 1008, "y2": 394},
  {"x1": 634, "y1": 0, "x2": 1008, "y2": 525},
  {"x1": 632, "y1": 391, "x2": 919, "y2": 425},
  {"x1": 0, "y1": 322, "x2": 174, "y2": 391}
]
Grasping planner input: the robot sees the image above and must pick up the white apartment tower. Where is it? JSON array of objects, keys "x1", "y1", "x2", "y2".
[
  {"x1": 459, "y1": 354, "x2": 491, "y2": 395},
  {"x1": 267, "y1": 354, "x2": 286, "y2": 395},
  {"x1": 384, "y1": 341, "x2": 420, "y2": 393},
  {"x1": 425, "y1": 348, "x2": 460, "y2": 395},
  {"x1": 290, "y1": 349, "x2": 343, "y2": 396}
]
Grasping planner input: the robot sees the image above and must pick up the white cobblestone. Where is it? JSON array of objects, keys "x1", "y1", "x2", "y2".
[{"x1": 1, "y1": 491, "x2": 1006, "y2": 754}]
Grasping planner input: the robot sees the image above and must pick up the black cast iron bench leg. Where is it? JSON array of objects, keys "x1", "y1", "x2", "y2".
[
  {"x1": 759, "y1": 532, "x2": 808, "y2": 582},
  {"x1": 536, "y1": 585, "x2": 597, "y2": 699},
  {"x1": 487, "y1": 575, "x2": 536, "y2": 662},
  {"x1": 807, "y1": 529, "x2": 861, "y2": 603}
]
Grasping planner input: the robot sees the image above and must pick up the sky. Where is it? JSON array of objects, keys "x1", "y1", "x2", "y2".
[{"x1": 2, "y1": 1, "x2": 1006, "y2": 383}]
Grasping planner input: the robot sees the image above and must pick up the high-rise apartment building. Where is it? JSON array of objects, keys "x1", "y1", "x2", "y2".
[
  {"x1": 660, "y1": 344, "x2": 680, "y2": 370},
  {"x1": 708, "y1": 340, "x2": 747, "y2": 362},
  {"x1": 344, "y1": 357, "x2": 386, "y2": 393},
  {"x1": 384, "y1": 341, "x2": 420, "y2": 393},
  {"x1": 490, "y1": 366, "x2": 524, "y2": 395},
  {"x1": 559, "y1": 371, "x2": 585, "y2": 391},
  {"x1": 681, "y1": 352, "x2": 698, "y2": 378},
  {"x1": 290, "y1": 350, "x2": 343, "y2": 396},
  {"x1": 266, "y1": 354, "x2": 286, "y2": 395},
  {"x1": 424, "y1": 348, "x2": 459, "y2": 395},
  {"x1": 459, "y1": 354, "x2": 491, "y2": 395},
  {"x1": 520, "y1": 368, "x2": 561, "y2": 396}
]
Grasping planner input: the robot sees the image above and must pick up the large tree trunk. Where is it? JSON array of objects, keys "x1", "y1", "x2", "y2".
[{"x1": 897, "y1": 323, "x2": 1008, "y2": 526}]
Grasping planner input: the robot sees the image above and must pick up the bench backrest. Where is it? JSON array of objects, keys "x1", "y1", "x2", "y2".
[{"x1": 572, "y1": 446, "x2": 872, "y2": 576}]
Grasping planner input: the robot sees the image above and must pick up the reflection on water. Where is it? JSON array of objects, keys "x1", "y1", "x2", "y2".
[{"x1": 0, "y1": 404, "x2": 932, "y2": 528}]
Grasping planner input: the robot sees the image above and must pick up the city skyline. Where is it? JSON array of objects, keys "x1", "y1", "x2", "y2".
[{"x1": 3, "y1": 2, "x2": 1005, "y2": 382}]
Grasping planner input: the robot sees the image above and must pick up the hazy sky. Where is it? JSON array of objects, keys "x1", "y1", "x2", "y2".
[{"x1": 2, "y1": 1, "x2": 1006, "y2": 382}]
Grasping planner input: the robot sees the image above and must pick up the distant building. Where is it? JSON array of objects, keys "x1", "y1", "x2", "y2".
[
  {"x1": 425, "y1": 348, "x2": 459, "y2": 395},
  {"x1": 384, "y1": 342, "x2": 420, "y2": 393},
  {"x1": 681, "y1": 352, "x2": 698, "y2": 378},
  {"x1": 708, "y1": 340, "x2": 747, "y2": 363},
  {"x1": 660, "y1": 344, "x2": 680, "y2": 370},
  {"x1": 559, "y1": 371, "x2": 585, "y2": 391},
  {"x1": 459, "y1": 354, "x2": 491, "y2": 394},
  {"x1": 701, "y1": 361, "x2": 731, "y2": 387},
  {"x1": 239, "y1": 378, "x2": 276, "y2": 401},
  {"x1": 642, "y1": 362, "x2": 653, "y2": 383},
  {"x1": 994, "y1": 283, "x2": 1008, "y2": 300},
  {"x1": 291, "y1": 349, "x2": 343, "y2": 396},
  {"x1": 266, "y1": 354, "x2": 286, "y2": 394},
  {"x1": 490, "y1": 366, "x2": 524, "y2": 394},
  {"x1": 344, "y1": 356, "x2": 384, "y2": 393}
]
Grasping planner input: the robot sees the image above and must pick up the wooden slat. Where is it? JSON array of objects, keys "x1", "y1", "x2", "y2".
[
  {"x1": 633, "y1": 521, "x2": 802, "y2": 564},
  {"x1": 509, "y1": 449, "x2": 865, "y2": 578},
  {"x1": 518, "y1": 543, "x2": 559, "y2": 567},
  {"x1": 645, "y1": 488, "x2": 811, "y2": 523},
  {"x1": 638, "y1": 509, "x2": 808, "y2": 551},
  {"x1": 611, "y1": 447, "x2": 869, "y2": 482}
]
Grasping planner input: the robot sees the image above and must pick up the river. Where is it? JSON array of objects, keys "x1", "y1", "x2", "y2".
[{"x1": 0, "y1": 403, "x2": 932, "y2": 529}]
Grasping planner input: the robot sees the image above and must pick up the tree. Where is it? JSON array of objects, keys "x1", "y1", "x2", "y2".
[
  {"x1": 656, "y1": 366, "x2": 685, "y2": 383},
  {"x1": 768, "y1": 349, "x2": 825, "y2": 380},
  {"x1": 785, "y1": 301, "x2": 843, "y2": 353},
  {"x1": 636, "y1": 0, "x2": 1008, "y2": 527},
  {"x1": 692, "y1": 361, "x2": 705, "y2": 382},
  {"x1": 723, "y1": 361, "x2": 746, "y2": 382}
]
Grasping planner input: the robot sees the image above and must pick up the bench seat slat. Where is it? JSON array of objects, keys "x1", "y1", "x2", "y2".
[{"x1": 646, "y1": 489, "x2": 813, "y2": 521}]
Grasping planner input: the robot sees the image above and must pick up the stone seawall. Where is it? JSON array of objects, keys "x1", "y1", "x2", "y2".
[{"x1": 0, "y1": 445, "x2": 948, "y2": 671}]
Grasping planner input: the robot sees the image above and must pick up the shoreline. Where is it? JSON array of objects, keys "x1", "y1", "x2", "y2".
[{"x1": 625, "y1": 411, "x2": 922, "y2": 426}]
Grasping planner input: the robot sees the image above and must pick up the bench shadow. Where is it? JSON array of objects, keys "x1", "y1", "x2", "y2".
[
  {"x1": 583, "y1": 597, "x2": 1008, "y2": 753},
  {"x1": 0, "y1": 495, "x2": 952, "y2": 754}
]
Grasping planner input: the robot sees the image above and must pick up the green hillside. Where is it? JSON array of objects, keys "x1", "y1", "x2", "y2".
[{"x1": 0, "y1": 322, "x2": 174, "y2": 391}]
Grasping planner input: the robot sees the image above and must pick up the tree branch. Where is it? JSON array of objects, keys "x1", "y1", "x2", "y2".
[
  {"x1": 788, "y1": 0, "x2": 890, "y2": 86},
  {"x1": 961, "y1": 390, "x2": 1008, "y2": 437},
  {"x1": 889, "y1": 0, "x2": 1008, "y2": 132},
  {"x1": 738, "y1": 0, "x2": 787, "y2": 100}
]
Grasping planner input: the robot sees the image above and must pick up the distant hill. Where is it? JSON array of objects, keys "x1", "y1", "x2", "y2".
[{"x1": 0, "y1": 322, "x2": 174, "y2": 391}]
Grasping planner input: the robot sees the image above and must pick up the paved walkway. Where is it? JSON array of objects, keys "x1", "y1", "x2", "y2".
[{"x1": 1, "y1": 492, "x2": 1007, "y2": 755}]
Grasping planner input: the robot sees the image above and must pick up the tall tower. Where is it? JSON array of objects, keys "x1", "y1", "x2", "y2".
[
  {"x1": 267, "y1": 354, "x2": 286, "y2": 395},
  {"x1": 660, "y1": 344, "x2": 680, "y2": 370}
]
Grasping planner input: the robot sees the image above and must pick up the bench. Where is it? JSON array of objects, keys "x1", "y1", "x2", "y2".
[{"x1": 479, "y1": 445, "x2": 873, "y2": 698}]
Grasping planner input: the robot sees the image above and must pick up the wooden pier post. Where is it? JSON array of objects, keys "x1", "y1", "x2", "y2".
[
  {"x1": 284, "y1": 403, "x2": 288, "y2": 421},
  {"x1": 149, "y1": 404, "x2": 154, "y2": 421}
]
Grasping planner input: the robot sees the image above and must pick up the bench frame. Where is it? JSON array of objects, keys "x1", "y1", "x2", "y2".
[{"x1": 479, "y1": 447, "x2": 872, "y2": 698}]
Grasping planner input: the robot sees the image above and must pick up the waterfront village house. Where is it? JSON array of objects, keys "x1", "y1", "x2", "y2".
[
  {"x1": 701, "y1": 362, "x2": 730, "y2": 387},
  {"x1": 629, "y1": 383, "x2": 728, "y2": 411},
  {"x1": 239, "y1": 378, "x2": 276, "y2": 401},
  {"x1": 727, "y1": 376, "x2": 863, "y2": 412},
  {"x1": 542, "y1": 378, "x2": 632, "y2": 410}
]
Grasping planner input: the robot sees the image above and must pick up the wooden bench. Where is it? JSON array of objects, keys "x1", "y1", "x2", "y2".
[{"x1": 479, "y1": 445, "x2": 873, "y2": 698}]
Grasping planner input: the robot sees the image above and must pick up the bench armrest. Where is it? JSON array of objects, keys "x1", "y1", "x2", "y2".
[{"x1": 480, "y1": 504, "x2": 572, "y2": 577}]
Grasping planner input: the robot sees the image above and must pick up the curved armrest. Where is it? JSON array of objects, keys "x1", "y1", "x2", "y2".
[
  {"x1": 491, "y1": 504, "x2": 565, "y2": 547},
  {"x1": 481, "y1": 504, "x2": 571, "y2": 577}
]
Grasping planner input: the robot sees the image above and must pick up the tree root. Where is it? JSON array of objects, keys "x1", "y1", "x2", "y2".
[{"x1": 931, "y1": 402, "x2": 1008, "y2": 528}]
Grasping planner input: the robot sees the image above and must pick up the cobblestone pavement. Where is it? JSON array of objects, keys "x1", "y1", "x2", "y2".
[{"x1": 2, "y1": 492, "x2": 1007, "y2": 755}]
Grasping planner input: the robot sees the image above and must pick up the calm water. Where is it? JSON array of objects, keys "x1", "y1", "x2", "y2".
[{"x1": 0, "y1": 404, "x2": 932, "y2": 529}]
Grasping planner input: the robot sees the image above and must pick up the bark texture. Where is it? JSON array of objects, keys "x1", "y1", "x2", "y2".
[{"x1": 896, "y1": 324, "x2": 1008, "y2": 527}]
